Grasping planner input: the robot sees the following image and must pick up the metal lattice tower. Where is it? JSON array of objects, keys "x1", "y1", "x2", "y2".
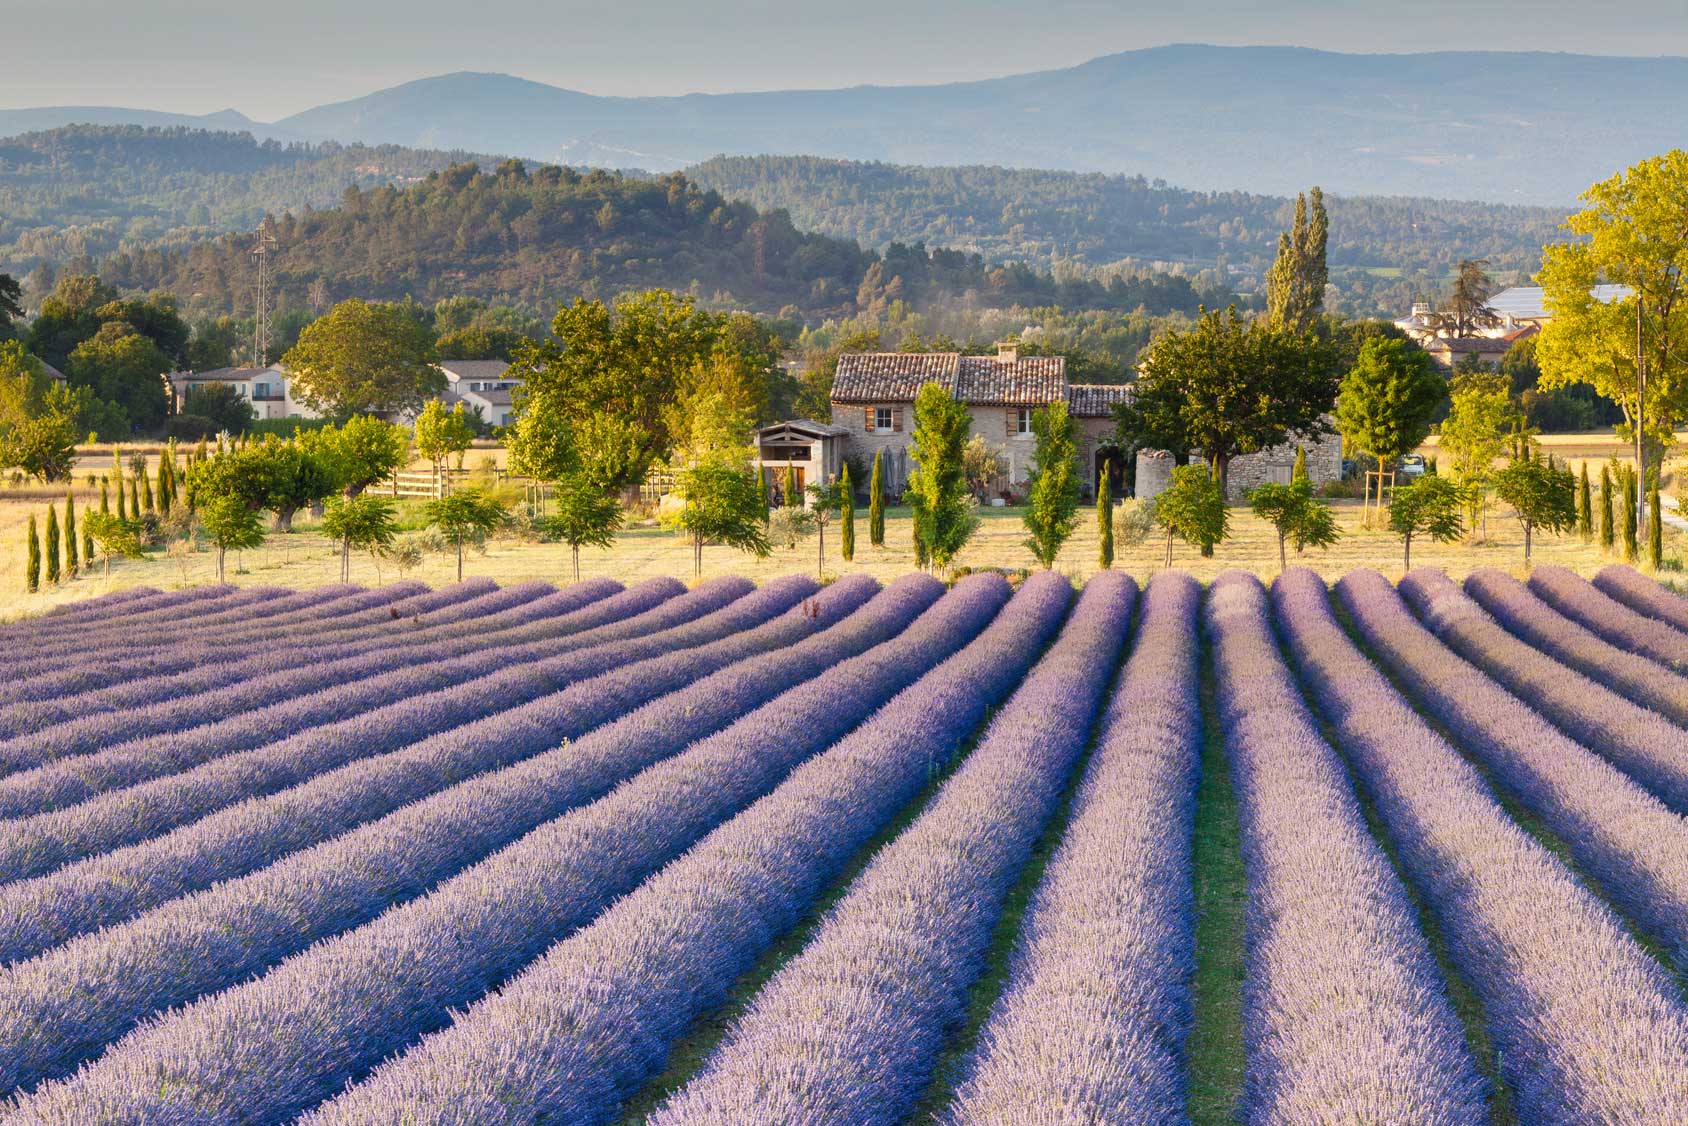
[{"x1": 250, "y1": 217, "x2": 278, "y2": 367}]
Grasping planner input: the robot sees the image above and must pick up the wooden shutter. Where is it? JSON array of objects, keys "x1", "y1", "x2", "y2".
[
  {"x1": 1007, "y1": 408, "x2": 1017, "y2": 434},
  {"x1": 892, "y1": 408, "x2": 903, "y2": 433},
  {"x1": 864, "y1": 406, "x2": 875, "y2": 431}
]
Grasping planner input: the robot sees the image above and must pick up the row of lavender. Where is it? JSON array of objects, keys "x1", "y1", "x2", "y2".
[{"x1": 4, "y1": 565, "x2": 1688, "y2": 1121}]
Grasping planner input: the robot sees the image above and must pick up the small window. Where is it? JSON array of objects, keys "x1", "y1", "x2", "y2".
[
  {"x1": 1015, "y1": 408, "x2": 1032, "y2": 436},
  {"x1": 874, "y1": 407, "x2": 893, "y2": 432}
]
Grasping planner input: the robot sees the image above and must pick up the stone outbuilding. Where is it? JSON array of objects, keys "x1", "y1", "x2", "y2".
[{"x1": 753, "y1": 419, "x2": 850, "y2": 506}]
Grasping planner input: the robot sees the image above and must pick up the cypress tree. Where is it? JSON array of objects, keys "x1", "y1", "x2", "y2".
[
  {"x1": 1649, "y1": 483, "x2": 1664, "y2": 571},
  {"x1": 157, "y1": 457, "x2": 173, "y2": 517},
  {"x1": 140, "y1": 466, "x2": 155, "y2": 513},
  {"x1": 868, "y1": 449, "x2": 885, "y2": 547},
  {"x1": 839, "y1": 463, "x2": 855, "y2": 562},
  {"x1": 64, "y1": 493, "x2": 78, "y2": 576},
  {"x1": 1577, "y1": 464, "x2": 1592, "y2": 543},
  {"x1": 783, "y1": 464, "x2": 799, "y2": 509},
  {"x1": 1097, "y1": 470, "x2": 1114, "y2": 570},
  {"x1": 44, "y1": 505, "x2": 59, "y2": 585},
  {"x1": 1291, "y1": 446, "x2": 1308, "y2": 484},
  {"x1": 26, "y1": 514, "x2": 40, "y2": 593},
  {"x1": 128, "y1": 476, "x2": 141, "y2": 522},
  {"x1": 1621, "y1": 466, "x2": 1639, "y2": 562},
  {"x1": 1599, "y1": 465, "x2": 1615, "y2": 550},
  {"x1": 115, "y1": 474, "x2": 128, "y2": 521},
  {"x1": 100, "y1": 480, "x2": 110, "y2": 515}
]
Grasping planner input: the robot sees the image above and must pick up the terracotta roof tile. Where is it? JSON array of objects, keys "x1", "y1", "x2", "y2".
[
  {"x1": 830, "y1": 352, "x2": 1067, "y2": 406},
  {"x1": 1066, "y1": 383, "x2": 1133, "y2": 418}
]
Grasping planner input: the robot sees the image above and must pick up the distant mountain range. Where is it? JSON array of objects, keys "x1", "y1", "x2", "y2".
[{"x1": 4, "y1": 45, "x2": 1685, "y2": 203}]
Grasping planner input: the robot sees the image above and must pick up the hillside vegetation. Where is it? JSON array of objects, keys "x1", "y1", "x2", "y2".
[
  {"x1": 91, "y1": 160, "x2": 1216, "y2": 318},
  {"x1": 0, "y1": 126, "x2": 476, "y2": 278},
  {"x1": 688, "y1": 156, "x2": 1569, "y2": 317}
]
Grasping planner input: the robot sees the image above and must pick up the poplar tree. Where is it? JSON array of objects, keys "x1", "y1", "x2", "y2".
[
  {"x1": 782, "y1": 464, "x2": 799, "y2": 509},
  {"x1": 868, "y1": 449, "x2": 885, "y2": 547},
  {"x1": 1621, "y1": 466, "x2": 1639, "y2": 561},
  {"x1": 26, "y1": 514, "x2": 40, "y2": 592},
  {"x1": 1022, "y1": 402, "x2": 1081, "y2": 569},
  {"x1": 1292, "y1": 446, "x2": 1308, "y2": 484},
  {"x1": 157, "y1": 456, "x2": 174, "y2": 517},
  {"x1": 140, "y1": 465, "x2": 155, "y2": 513},
  {"x1": 44, "y1": 505, "x2": 59, "y2": 584},
  {"x1": 1577, "y1": 464, "x2": 1592, "y2": 543},
  {"x1": 64, "y1": 492, "x2": 78, "y2": 575},
  {"x1": 839, "y1": 463, "x2": 855, "y2": 562},
  {"x1": 128, "y1": 476, "x2": 140, "y2": 522},
  {"x1": 1097, "y1": 470, "x2": 1114, "y2": 570},
  {"x1": 1599, "y1": 464, "x2": 1615, "y2": 549},
  {"x1": 907, "y1": 382, "x2": 978, "y2": 572},
  {"x1": 1650, "y1": 483, "x2": 1664, "y2": 571},
  {"x1": 1265, "y1": 187, "x2": 1329, "y2": 332},
  {"x1": 115, "y1": 474, "x2": 128, "y2": 521}
]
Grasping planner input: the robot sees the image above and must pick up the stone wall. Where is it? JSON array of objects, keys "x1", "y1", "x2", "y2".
[{"x1": 1133, "y1": 427, "x2": 1343, "y2": 503}]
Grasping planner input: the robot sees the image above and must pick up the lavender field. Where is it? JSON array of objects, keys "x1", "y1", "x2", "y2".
[{"x1": 2, "y1": 564, "x2": 1687, "y2": 1124}]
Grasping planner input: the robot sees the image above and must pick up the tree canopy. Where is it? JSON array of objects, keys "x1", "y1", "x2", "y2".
[
  {"x1": 907, "y1": 382, "x2": 978, "y2": 571},
  {"x1": 282, "y1": 298, "x2": 443, "y2": 417},
  {"x1": 1334, "y1": 336, "x2": 1446, "y2": 474}
]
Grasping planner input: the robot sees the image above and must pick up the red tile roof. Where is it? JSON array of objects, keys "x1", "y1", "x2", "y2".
[{"x1": 830, "y1": 352, "x2": 1067, "y2": 406}]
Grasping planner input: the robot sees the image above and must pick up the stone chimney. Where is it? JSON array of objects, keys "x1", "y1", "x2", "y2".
[{"x1": 996, "y1": 339, "x2": 1018, "y2": 363}]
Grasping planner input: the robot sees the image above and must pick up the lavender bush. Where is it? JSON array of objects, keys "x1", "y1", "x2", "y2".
[
  {"x1": 1207, "y1": 571, "x2": 1485, "y2": 1124},
  {"x1": 1530, "y1": 564, "x2": 1688, "y2": 671},
  {"x1": 1400, "y1": 568, "x2": 1688, "y2": 811},
  {"x1": 0, "y1": 575, "x2": 872, "y2": 963},
  {"x1": 0, "y1": 577, "x2": 695, "y2": 817},
  {"x1": 0, "y1": 577, "x2": 763, "y2": 880},
  {"x1": 1276, "y1": 567, "x2": 1688, "y2": 1121},
  {"x1": 1337, "y1": 569, "x2": 1688, "y2": 974},
  {"x1": 1, "y1": 574, "x2": 1013, "y2": 1114},
  {"x1": 1462, "y1": 568, "x2": 1688, "y2": 725},
  {"x1": 1593, "y1": 563, "x2": 1688, "y2": 634},
  {"x1": 944, "y1": 572, "x2": 1202, "y2": 1126},
  {"x1": 315, "y1": 572, "x2": 1095, "y2": 1126},
  {"x1": 645, "y1": 574, "x2": 1114, "y2": 1125},
  {"x1": 0, "y1": 580, "x2": 571, "y2": 741},
  {"x1": 2, "y1": 580, "x2": 493, "y2": 706}
]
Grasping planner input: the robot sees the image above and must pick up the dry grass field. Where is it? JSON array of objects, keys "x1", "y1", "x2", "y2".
[{"x1": 3, "y1": 487, "x2": 1680, "y2": 622}]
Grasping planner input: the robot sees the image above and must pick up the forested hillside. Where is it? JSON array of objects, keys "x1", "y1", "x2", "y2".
[
  {"x1": 687, "y1": 156, "x2": 1570, "y2": 317},
  {"x1": 0, "y1": 127, "x2": 476, "y2": 278},
  {"x1": 95, "y1": 161, "x2": 1218, "y2": 319}
]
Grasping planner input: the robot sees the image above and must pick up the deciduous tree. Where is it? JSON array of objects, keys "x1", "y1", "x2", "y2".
[
  {"x1": 1154, "y1": 464, "x2": 1228, "y2": 566},
  {"x1": 283, "y1": 299, "x2": 443, "y2": 417},
  {"x1": 1265, "y1": 188, "x2": 1328, "y2": 332},
  {"x1": 322, "y1": 494, "x2": 399, "y2": 583},
  {"x1": 1249, "y1": 479, "x2": 1340, "y2": 571},
  {"x1": 1493, "y1": 452, "x2": 1577, "y2": 566},
  {"x1": 424, "y1": 488, "x2": 508, "y2": 581},
  {"x1": 1387, "y1": 475, "x2": 1464, "y2": 571},
  {"x1": 539, "y1": 473, "x2": 622, "y2": 581},
  {"x1": 1334, "y1": 336, "x2": 1446, "y2": 505},
  {"x1": 663, "y1": 459, "x2": 770, "y2": 576},
  {"x1": 198, "y1": 492, "x2": 264, "y2": 583}
]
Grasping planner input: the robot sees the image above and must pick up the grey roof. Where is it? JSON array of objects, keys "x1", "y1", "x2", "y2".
[
  {"x1": 1066, "y1": 383, "x2": 1132, "y2": 418},
  {"x1": 461, "y1": 387, "x2": 515, "y2": 406},
  {"x1": 1489, "y1": 284, "x2": 1630, "y2": 321},
  {"x1": 1427, "y1": 335, "x2": 1515, "y2": 355},
  {"x1": 831, "y1": 352, "x2": 1067, "y2": 406},
  {"x1": 759, "y1": 419, "x2": 849, "y2": 439},
  {"x1": 174, "y1": 365, "x2": 283, "y2": 382},
  {"x1": 439, "y1": 359, "x2": 513, "y2": 382}
]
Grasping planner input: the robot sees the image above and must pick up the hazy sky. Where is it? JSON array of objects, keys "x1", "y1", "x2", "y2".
[{"x1": 8, "y1": 0, "x2": 1688, "y2": 119}]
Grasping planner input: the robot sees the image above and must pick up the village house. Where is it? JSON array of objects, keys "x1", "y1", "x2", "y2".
[
  {"x1": 754, "y1": 342, "x2": 1340, "y2": 504},
  {"x1": 166, "y1": 363, "x2": 320, "y2": 421},
  {"x1": 437, "y1": 359, "x2": 520, "y2": 427}
]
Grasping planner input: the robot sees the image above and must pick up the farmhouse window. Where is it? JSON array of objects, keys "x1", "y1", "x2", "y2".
[
  {"x1": 874, "y1": 407, "x2": 893, "y2": 432},
  {"x1": 1013, "y1": 408, "x2": 1032, "y2": 436}
]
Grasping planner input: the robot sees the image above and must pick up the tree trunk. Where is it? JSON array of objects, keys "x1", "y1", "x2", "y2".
[
  {"x1": 456, "y1": 539, "x2": 464, "y2": 582},
  {"x1": 272, "y1": 507, "x2": 296, "y2": 533},
  {"x1": 1523, "y1": 523, "x2": 1533, "y2": 566},
  {"x1": 1279, "y1": 532, "x2": 1287, "y2": 574},
  {"x1": 817, "y1": 519, "x2": 825, "y2": 578},
  {"x1": 217, "y1": 545, "x2": 226, "y2": 584},
  {"x1": 1211, "y1": 454, "x2": 1229, "y2": 501},
  {"x1": 572, "y1": 544, "x2": 580, "y2": 583},
  {"x1": 1403, "y1": 533, "x2": 1412, "y2": 574},
  {"x1": 1164, "y1": 528, "x2": 1174, "y2": 569},
  {"x1": 341, "y1": 537, "x2": 350, "y2": 584}
]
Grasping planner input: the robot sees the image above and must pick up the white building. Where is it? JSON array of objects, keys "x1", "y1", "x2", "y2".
[
  {"x1": 168, "y1": 363, "x2": 320, "y2": 421},
  {"x1": 438, "y1": 359, "x2": 520, "y2": 427}
]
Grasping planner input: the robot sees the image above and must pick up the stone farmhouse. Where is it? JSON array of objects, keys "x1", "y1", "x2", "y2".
[{"x1": 754, "y1": 342, "x2": 1339, "y2": 504}]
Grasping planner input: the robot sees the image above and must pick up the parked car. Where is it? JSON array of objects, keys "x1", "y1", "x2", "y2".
[{"x1": 1397, "y1": 453, "x2": 1427, "y2": 479}]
